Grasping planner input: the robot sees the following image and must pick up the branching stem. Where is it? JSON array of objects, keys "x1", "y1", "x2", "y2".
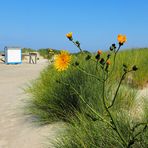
[{"x1": 108, "y1": 70, "x2": 133, "y2": 109}]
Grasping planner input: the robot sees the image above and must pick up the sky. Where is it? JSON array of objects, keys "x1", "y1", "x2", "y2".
[{"x1": 0, "y1": 0, "x2": 148, "y2": 52}]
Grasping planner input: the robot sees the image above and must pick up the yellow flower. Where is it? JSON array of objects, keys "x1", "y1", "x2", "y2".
[
  {"x1": 54, "y1": 51, "x2": 71, "y2": 71},
  {"x1": 117, "y1": 34, "x2": 127, "y2": 44},
  {"x1": 66, "y1": 32, "x2": 73, "y2": 40}
]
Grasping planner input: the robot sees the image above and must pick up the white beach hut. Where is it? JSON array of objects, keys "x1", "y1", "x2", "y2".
[{"x1": 4, "y1": 47, "x2": 22, "y2": 64}]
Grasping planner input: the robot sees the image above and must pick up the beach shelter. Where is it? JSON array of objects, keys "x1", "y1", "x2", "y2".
[{"x1": 4, "y1": 47, "x2": 22, "y2": 64}]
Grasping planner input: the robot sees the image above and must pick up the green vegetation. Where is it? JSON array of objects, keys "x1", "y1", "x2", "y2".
[
  {"x1": 54, "y1": 111, "x2": 148, "y2": 148},
  {"x1": 22, "y1": 48, "x2": 36, "y2": 53},
  {"x1": 26, "y1": 54, "x2": 104, "y2": 123},
  {"x1": 38, "y1": 48, "x2": 60, "y2": 59},
  {"x1": 113, "y1": 48, "x2": 148, "y2": 87},
  {"x1": 26, "y1": 47, "x2": 148, "y2": 147}
]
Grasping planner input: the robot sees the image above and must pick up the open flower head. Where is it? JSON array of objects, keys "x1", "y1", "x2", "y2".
[
  {"x1": 66, "y1": 32, "x2": 73, "y2": 40},
  {"x1": 54, "y1": 50, "x2": 71, "y2": 71},
  {"x1": 117, "y1": 34, "x2": 127, "y2": 45}
]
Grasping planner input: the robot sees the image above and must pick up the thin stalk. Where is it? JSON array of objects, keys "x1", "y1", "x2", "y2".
[
  {"x1": 71, "y1": 85, "x2": 113, "y2": 128},
  {"x1": 108, "y1": 70, "x2": 133, "y2": 109},
  {"x1": 107, "y1": 44, "x2": 121, "y2": 80},
  {"x1": 102, "y1": 68, "x2": 128, "y2": 147},
  {"x1": 132, "y1": 122, "x2": 148, "y2": 132},
  {"x1": 58, "y1": 80, "x2": 113, "y2": 128},
  {"x1": 96, "y1": 60, "x2": 99, "y2": 71},
  {"x1": 127, "y1": 124, "x2": 148, "y2": 148},
  {"x1": 134, "y1": 125, "x2": 147, "y2": 138},
  {"x1": 72, "y1": 40, "x2": 83, "y2": 53}
]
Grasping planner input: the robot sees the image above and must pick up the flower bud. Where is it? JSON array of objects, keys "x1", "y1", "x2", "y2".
[
  {"x1": 95, "y1": 54, "x2": 100, "y2": 60},
  {"x1": 110, "y1": 44, "x2": 116, "y2": 51},
  {"x1": 106, "y1": 60, "x2": 111, "y2": 65},
  {"x1": 123, "y1": 64, "x2": 127, "y2": 68},
  {"x1": 132, "y1": 65, "x2": 138, "y2": 71},
  {"x1": 85, "y1": 55, "x2": 91, "y2": 61},
  {"x1": 97, "y1": 50, "x2": 102, "y2": 55},
  {"x1": 75, "y1": 41, "x2": 80, "y2": 47},
  {"x1": 107, "y1": 53, "x2": 111, "y2": 59},
  {"x1": 75, "y1": 61, "x2": 79, "y2": 66},
  {"x1": 112, "y1": 44, "x2": 116, "y2": 48},
  {"x1": 100, "y1": 58, "x2": 105, "y2": 65}
]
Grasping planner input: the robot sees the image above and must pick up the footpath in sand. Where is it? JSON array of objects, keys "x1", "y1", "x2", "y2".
[{"x1": 0, "y1": 59, "x2": 59, "y2": 148}]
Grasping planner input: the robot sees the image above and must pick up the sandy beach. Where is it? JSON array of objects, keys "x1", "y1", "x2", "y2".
[{"x1": 0, "y1": 59, "x2": 59, "y2": 148}]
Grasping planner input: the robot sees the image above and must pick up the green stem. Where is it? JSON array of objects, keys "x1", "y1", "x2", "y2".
[
  {"x1": 108, "y1": 70, "x2": 133, "y2": 109},
  {"x1": 96, "y1": 60, "x2": 99, "y2": 71},
  {"x1": 108, "y1": 72, "x2": 126, "y2": 109},
  {"x1": 58, "y1": 80, "x2": 113, "y2": 128},
  {"x1": 132, "y1": 122, "x2": 148, "y2": 132},
  {"x1": 102, "y1": 68, "x2": 128, "y2": 147},
  {"x1": 127, "y1": 124, "x2": 148, "y2": 148},
  {"x1": 72, "y1": 40, "x2": 83, "y2": 53},
  {"x1": 134, "y1": 125, "x2": 147, "y2": 138},
  {"x1": 72, "y1": 86, "x2": 113, "y2": 127},
  {"x1": 107, "y1": 44, "x2": 121, "y2": 80}
]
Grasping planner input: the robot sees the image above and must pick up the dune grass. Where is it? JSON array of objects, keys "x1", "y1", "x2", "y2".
[
  {"x1": 26, "y1": 54, "x2": 105, "y2": 123},
  {"x1": 53, "y1": 108, "x2": 148, "y2": 148},
  {"x1": 26, "y1": 48, "x2": 148, "y2": 123},
  {"x1": 25, "y1": 48, "x2": 148, "y2": 147},
  {"x1": 112, "y1": 48, "x2": 148, "y2": 87}
]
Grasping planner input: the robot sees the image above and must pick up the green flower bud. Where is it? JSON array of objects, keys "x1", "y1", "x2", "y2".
[
  {"x1": 85, "y1": 55, "x2": 91, "y2": 61},
  {"x1": 75, "y1": 41, "x2": 80, "y2": 47}
]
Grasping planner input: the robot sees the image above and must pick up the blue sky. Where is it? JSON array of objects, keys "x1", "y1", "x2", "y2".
[{"x1": 0, "y1": 0, "x2": 148, "y2": 52}]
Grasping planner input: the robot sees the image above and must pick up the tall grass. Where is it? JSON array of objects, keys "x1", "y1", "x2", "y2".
[
  {"x1": 26, "y1": 54, "x2": 106, "y2": 123},
  {"x1": 25, "y1": 48, "x2": 148, "y2": 124},
  {"x1": 25, "y1": 48, "x2": 148, "y2": 147},
  {"x1": 112, "y1": 48, "x2": 148, "y2": 87},
  {"x1": 53, "y1": 91, "x2": 148, "y2": 148},
  {"x1": 53, "y1": 109, "x2": 148, "y2": 148}
]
